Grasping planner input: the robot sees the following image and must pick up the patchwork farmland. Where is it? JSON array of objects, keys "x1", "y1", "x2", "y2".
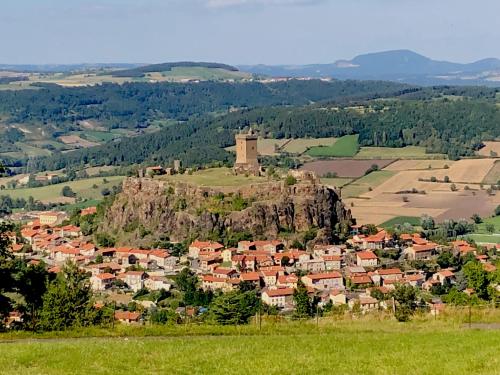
[{"x1": 341, "y1": 158, "x2": 500, "y2": 225}]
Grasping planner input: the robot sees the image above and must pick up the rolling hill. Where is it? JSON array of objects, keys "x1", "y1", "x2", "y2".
[{"x1": 239, "y1": 50, "x2": 500, "y2": 86}]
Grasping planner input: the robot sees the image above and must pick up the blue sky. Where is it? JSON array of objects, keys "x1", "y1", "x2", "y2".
[{"x1": 1, "y1": 0, "x2": 499, "y2": 65}]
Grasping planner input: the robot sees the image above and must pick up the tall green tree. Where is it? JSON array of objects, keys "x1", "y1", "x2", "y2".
[
  {"x1": 0, "y1": 222, "x2": 15, "y2": 324},
  {"x1": 390, "y1": 284, "x2": 417, "y2": 322},
  {"x1": 463, "y1": 261, "x2": 489, "y2": 300},
  {"x1": 209, "y1": 290, "x2": 259, "y2": 325},
  {"x1": 293, "y1": 280, "x2": 313, "y2": 319},
  {"x1": 39, "y1": 262, "x2": 103, "y2": 331}
]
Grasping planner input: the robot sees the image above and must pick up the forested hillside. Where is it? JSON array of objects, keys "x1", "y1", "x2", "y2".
[
  {"x1": 0, "y1": 80, "x2": 408, "y2": 131},
  {"x1": 27, "y1": 94, "x2": 500, "y2": 171}
]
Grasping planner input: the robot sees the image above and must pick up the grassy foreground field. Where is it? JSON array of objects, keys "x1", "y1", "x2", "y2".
[{"x1": 1, "y1": 319, "x2": 499, "y2": 375}]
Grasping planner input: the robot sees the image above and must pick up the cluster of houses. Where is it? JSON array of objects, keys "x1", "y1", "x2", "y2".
[
  {"x1": 6, "y1": 214, "x2": 500, "y2": 322},
  {"x1": 190, "y1": 229, "x2": 499, "y2": 312},
  {"x1": 11, "y1": 209, "x2": 178, "y2": 297}
]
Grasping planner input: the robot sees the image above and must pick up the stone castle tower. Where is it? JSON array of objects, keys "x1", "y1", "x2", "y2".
[{"x1": 234, "y1": 128, "x2": 261, "y2": 175}]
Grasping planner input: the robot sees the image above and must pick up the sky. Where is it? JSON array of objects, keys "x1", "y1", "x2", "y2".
[{"x1": 1, "y1": 0, "x2": 499, "y2": 65}]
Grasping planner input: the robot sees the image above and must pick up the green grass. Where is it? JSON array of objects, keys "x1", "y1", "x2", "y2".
[
  {"x1": 282, "y1": 137, "x2": 337, "y2": 154},
  {"x1": 59, "y1": 199, "x2": 102, "y2": 213},
  {"x1": 161, "y1": 167, "x2": 267, "y2": 187},
  {"x1": 3, "y1": 176, "x2": 124, "y2": 203},
  {"x1": 306, "y1": 135, "x2": 359, "y2": 157},
  {"x1": 341, "y1": 170, "x2": 396, "y2": 198},
  {"x1": 466, "y1": 234, "x2": 500, "y2": 244},
  {"x1": 79, "y1": 130, "x2": 119, "y2": 143},
  {"x1": 320, "y1": 177, "x2": 353, "y2": 188},
  {"x1": 0, "y1": 320, "x2": 499, "y2": 374},
  {"x1": 355, "y1": 146, "x2": 445, "y2": 160},
  {"x1": 466, "y1": 215, "x2": 500, "y2": 244},
  {"x1": 381, "y1": 216, "x2": 421, "y2": 228},
  {"x1": 158, "y1": 67, "x2": 250, "y2": 81}
]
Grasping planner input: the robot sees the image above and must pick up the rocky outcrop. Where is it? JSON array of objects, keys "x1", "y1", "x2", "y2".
[{"x1": 101, "y1": 177, "x2": 352, "y2": 244}]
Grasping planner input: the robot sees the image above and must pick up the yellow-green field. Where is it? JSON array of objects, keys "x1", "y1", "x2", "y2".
[
  {"x1": 0, "y1": 319, "x2": 499, "y2": 375},
  {"x1": 281, "y1": 137, "x2": 337, "y2": 154},
  {"x1": 320, "y1": 177, "x2": 353, "y2": 188},
  {"x1": 341, "y1": 170, "x2": 396, "y2": 198},
  {"x1": 160, "y1": 168, "x2": 267, "y2": 187},
  {"x1": 355, "y1": 146, "x2": 446, "y2": 159},
  {"x1": 3, "y1": 176, "x2": 125, "y2": 203}
]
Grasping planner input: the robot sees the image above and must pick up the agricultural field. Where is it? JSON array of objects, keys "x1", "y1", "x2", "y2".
[
  {"x1": 301, "y1": 159, "x2": 394, "y2": 178},
  {"x1": 380, "y1": 216, "x2": 421, "y2": 228},
  {"x1": 306, "y1": 135, "x2": 359, "y2": 157},
  {"x1": 355, "y1": 146, "x2": 446, "y2": 160},
  {"x1": 385, "y1": 159, "x2": 454, "y2": 171},
  {"x1": 0, "y1": 320, "x2": 499, "y2": 375},
  {"x1": 2, "y1": 176, "x2": 125, "y2": 204},
  {"x1": 320, "y1": 177, "x2": 353, "y2": 188},
  {"x1": 477, "y1": 141, "x2": 500, "y2": 157},
  {"x1": 466, "y1": 215, "x2": 500, "y2": 244},
  {"x1": 341, "y1": 170, "x2": 396, "y2": 198},
  {"x1": 483, "y1": 160, "x2": 500, "y2": 184},
  {"x1": 281, "y1": 137, "x2": 337, "y2": 154},
  {"x1": 160, "y1": 167, "x2": 267, "y2": 188},
  {"x1": 343, "y1": 158, "x2": 500, "y2": 225},
  {"x1": 58, "y1": 135, "x2": 100, "y2": 148}
]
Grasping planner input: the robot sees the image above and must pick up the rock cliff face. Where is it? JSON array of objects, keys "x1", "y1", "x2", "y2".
[{"x1": 101, "y1": 177, "x2": 352, "y2": 244}]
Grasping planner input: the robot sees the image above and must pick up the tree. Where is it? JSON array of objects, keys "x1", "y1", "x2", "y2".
[
  {"x1": 485, "y1": 224, "x2": 495, "y2": 234},
  {"x1": 495, "y1": 205, "x2": 500, "y2": 216},
  {"x1": 238, "y1": 280, "x2": 257, "y2": 292},
  {"x1": 0, "y1": 222, "x2": 15, "y2": 324},
  {"x1": 390, "y1": 284, "x2": 417, "y2": 322},
  {"x1": 462, "y1": 261, "x2": 489, "y2": 300},
  {"x1": 280, "y1": 255, "x2": 290, "y2": 267},
  {"x1": 437, "y1": 250, "x2": 458, "y2": 269},
  {"x1": 293, "y1": 280, "x2": 313, "y2": 319},
  {"x1": 150, "y1": 308, "x2": 177, "y2": 324},
  {"x1": 13, "y1": 260, "x2": 51, "y2": 330},
  {"x1": 471, "y1": 214, "x2": 482, "y2": 224},
  {"x1": 420, "y1": 215, "x2": 435, "y2": 230},
  {"x1": 209, "y1": 290, "x2": 259, "y2": 325},
  {"x1": 39, "y1": 262, "x2": 105, "y2": 331},
  {"x1": 95, "y1": 233, "x2": 116, "y2": 247},
  {"x1": 61, "y1": 186, "x2": 76, "y2": 198}
]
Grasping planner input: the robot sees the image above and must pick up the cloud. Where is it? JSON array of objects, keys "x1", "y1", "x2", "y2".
[{"x1": 205, "y1": 0, "x2": 326, "y2": 8}]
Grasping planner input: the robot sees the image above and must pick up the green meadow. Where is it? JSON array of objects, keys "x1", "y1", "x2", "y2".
[
  {"x1": 0, "y1": 319, "x2": 499, "y2": 375},
  {"x1": 306, "y1": 134, "x2": 359, "y2": 157}
]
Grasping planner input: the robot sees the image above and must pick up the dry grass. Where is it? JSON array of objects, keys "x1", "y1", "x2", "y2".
[{"x1": 477, "y1": 141, "x2": 500, "y2": 157}]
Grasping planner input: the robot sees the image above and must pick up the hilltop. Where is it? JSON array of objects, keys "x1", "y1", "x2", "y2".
[
  {"x1": 239, "y1": 50, "x2": 500, "y2": 86},
  {"x1": 99, "y1": 174, "x2": 352, "y2": 245}
]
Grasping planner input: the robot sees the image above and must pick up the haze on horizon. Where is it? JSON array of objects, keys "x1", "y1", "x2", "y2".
[{"x1": 1, "y1": 0, "x2": 499, "y2": 65}]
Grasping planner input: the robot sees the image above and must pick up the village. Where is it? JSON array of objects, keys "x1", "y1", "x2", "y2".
[
  {"x1": 2, "y1": 205, "x2": 496, "y2": 325},
  {"x1": 2, "y1": 130, "x2": 499, "y2": 326}
]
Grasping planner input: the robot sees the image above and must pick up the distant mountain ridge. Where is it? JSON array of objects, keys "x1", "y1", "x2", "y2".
[{"x1": 239, "y1": 50, "x2": 500, "y2": 86}]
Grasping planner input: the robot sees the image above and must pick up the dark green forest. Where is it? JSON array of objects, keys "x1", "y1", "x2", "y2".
[
  {"x1": 0, "y1": 79, "x2": 408, "y2": 132},
  {"x1": 27, "y1": 96, "x2": 500, "y2": 172},
  {"x1": 1, "y1": 79, "x2": 499, "y2": 171}
]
